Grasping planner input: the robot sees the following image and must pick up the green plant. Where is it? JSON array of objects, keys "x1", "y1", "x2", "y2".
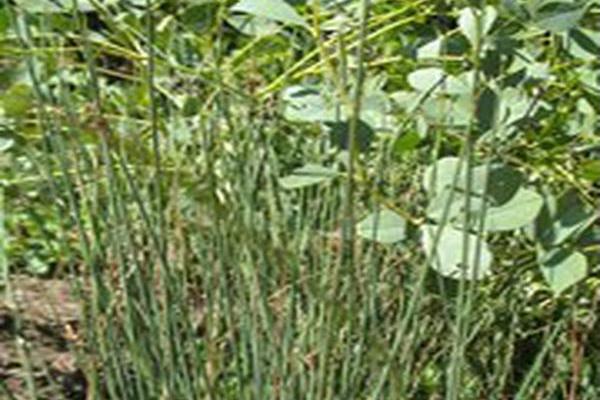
[{"x1": 1, "y1": 0, "x2": 599, "y2": 399}]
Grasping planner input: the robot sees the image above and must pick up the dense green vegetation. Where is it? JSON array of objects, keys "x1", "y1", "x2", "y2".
[{"x1": 1, "y1": 0, "x2": 599, "y2": 398}]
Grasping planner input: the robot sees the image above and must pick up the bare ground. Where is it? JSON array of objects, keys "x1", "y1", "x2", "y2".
[{"x1": 1, "y1": 275, "x2": 87, "y2": 400}]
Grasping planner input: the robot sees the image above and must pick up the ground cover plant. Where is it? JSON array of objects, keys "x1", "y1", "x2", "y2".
[{"x1": 0, "y1": 0, "x2": 599, "y2": 398}]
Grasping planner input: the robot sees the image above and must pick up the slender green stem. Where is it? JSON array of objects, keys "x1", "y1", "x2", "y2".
[
  {"x1": 342, "y1": 0, "x2": 370, "y2": 268},
  {"x1": 146, "y1": 0, "x2": 166, "y2": 257},
  {"x1": 447, "y1": 8, "x2": 484, "y2": 400}
]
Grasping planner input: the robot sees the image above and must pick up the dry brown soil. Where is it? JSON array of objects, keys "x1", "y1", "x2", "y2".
[{"x1": 1, "y1": 276, "x2": 87, "y2": 400}]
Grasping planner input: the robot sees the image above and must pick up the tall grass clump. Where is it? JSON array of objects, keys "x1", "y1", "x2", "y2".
[{"x1": 1, "y1": 0, "x2": 599, "y2": 399}]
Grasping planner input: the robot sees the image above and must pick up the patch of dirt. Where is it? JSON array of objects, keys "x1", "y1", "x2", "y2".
[{"x1": 1, "y1": 276, "x2": 87, "y2": 400}]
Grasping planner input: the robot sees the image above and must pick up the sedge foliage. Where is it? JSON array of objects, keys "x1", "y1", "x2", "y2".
[{"x1": 0, "y1": 0, "x2": 599, "y2": 399}]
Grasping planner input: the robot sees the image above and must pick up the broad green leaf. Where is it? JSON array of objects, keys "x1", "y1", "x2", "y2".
[
  {"x1": 407, "y1": 68, "x2": 445, "y2": 93},
  {"x1": 578, "y1": 160, "x2": 600, "y2": 182},
  {"x1": 390, "y1": 91, "x2": 420, "y2": 111},
  {"x1": 458, "y1": 7, "x2": 479, "y2": 46},
  {"x1": 567, "y1": 29, "x2": 600, "y2": 61},
  {"x1": 421, "y1": 95, "x2": 472, "y2": 127},
  {"x1": 423, "y1": 157, "x2": 485, "y2": 197},
  {"x1": 444, "y1": 71, "x2": 476, "y2": 95},
  {"x1": 577, "y1": 67, "x2": 600, "y2": 94},
  {"x1": 282, "y1": 83, "x2": 380, "y2": 150},
  {"x1": 424, "y1": 158, "x2": 524, "y2": 204},
  {"x1": 356, "y1": 208, "x2": 407, "y2": 244},
  {"x1": 500, "y1": 87, "x2": 535, "y2": 126},
  {"x1": 534, "y1": 2, "x2": 586, "y2": 32},
  {"x1": 476, "y1": 86, "x2": 500, "y2": 133},
  {"x1": 14, "y1": 0, "x2": 117, "y2": 12},
  {"x1": 417, "y1": 37, "x2": 444, "y2": 59},
  {"x1": 426, "y1": 187, "x2": 486, "y2": 223},
  {"x1": 577, "y1": 98, "x2": 595, "y2": 116},
  {"x1": 13, "y1": 0, "x2": 68, "y2": 12},
  {"x1": 540, "y1": 249, "x2": 587, "y2": 294},
  {"x1": 567, "y1": 98, "x2": 597, "y2": 136},
  {"x1": 502, "y1": 0, "x2": 530, "y2": 19},
  {"x1": 360, "y1": 83, "x2": 390, "y2": 130},
  {"x1": 279, "y1": 164, "x2": 338, "y2": 189},
  {"x1": 552, "y1": 191, "x2": 595, "y2": 246},
  {"x1": 282, "y1": 85, "x2": 336, "y2": 122},
  {"x1": 228, "y1": 14, "x2": 280, "y2": 36},
  {"x1": 392, "y1": 131, "x2": 420, "y2": 157},
  {"x1": 480, "y1": 6, "x2": 498, "y2": 36},
  {"x1": 2, "y1": 83, "x2": 33, "y2": 118},
  {"x1": 325, "y1": 120, "x2": 374, "y2": 153},
  {"x1": 230, "y1": 0, "x2": 307, "y2": 27},
  {"x1": 422, "y1": 157, "x2": 463, "y2": 196},
  {"x1": 423, "y1": 157, "x2": 493, "y2": 198},
  {"x1": 481, "y1": 188, "x2": 543, "y2": 231},
  {"x1": 424, "y1": 160, "x2": 526, "y2": 227},
  {"x1": 534, "y1": 190, "x2": 597, "y2": 248},
  {"x1": 422, "y1": 224, "x2": 492, "y2": 280},
  {"x1": 526, "y1": 62, "x2": 551, "y2": 80},
  {"x1": 0, "y1": 10, "x2": 9, "y2": 34},
  {"x1": 0, "y1": 138, "x2": 14, "y2": 152},
  {"x1": 458, "y1": 6, "x2": 497, "y2": 47},
  {"x1": 186, "y1": 0, "x2": 218, "y2": 4},
  {"x1": 27, "y1": 257, "x2": 50, "y2": 275},
  {"x1": 181, "y1": 3, "x2": 220, "y2": 34},
  {"x1": 480, "y1": 164, "x2": 520, "y2": 205},
  {"x1": 578, "y1": 225, "x2": 600, "y2": 250}
]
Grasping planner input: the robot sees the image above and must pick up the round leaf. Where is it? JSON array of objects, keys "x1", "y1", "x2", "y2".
[
  {"x1": 535, "y1": 190, "x2": 596, "y2": 247},
  {"x1": 14, "y1": 0, "x2": 117, "y2": 12},
  {"x1": 540, "y1": 249, "x2": 587, "y2": 295},
  {"x1": 417, "y1": 37, "x2": 444, "y2": 60},
  {"x1": 282, "y1": 85, "x2": 336, "y2": 123},
  {"x1": 534, "y1": 3, "x2": 586, "y2": 33},
  {"x1": 458, "y1": 6, "x2": 497, "y2": 47},
  {"x1": 481, "y1": 188, "x2": 543, "y2": 232},
  {"x1": 230, "y1": 0, "x2": 307, "y2": 27},
  {"x1": 421, "y1": 224, "x2": 492, "y2": 280},
  {"x1": 407, "y1": 68, "x2": 445, "y2": 93},
  {"x1": 422, "y1": 157, "x2": 463, "y2": 196},
  {"x1": 356, "y1": 208, "x2": 407, "y2": 244},
  {"x1": 228, "y1": 14, "x2": 280, "y2": 36}
]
